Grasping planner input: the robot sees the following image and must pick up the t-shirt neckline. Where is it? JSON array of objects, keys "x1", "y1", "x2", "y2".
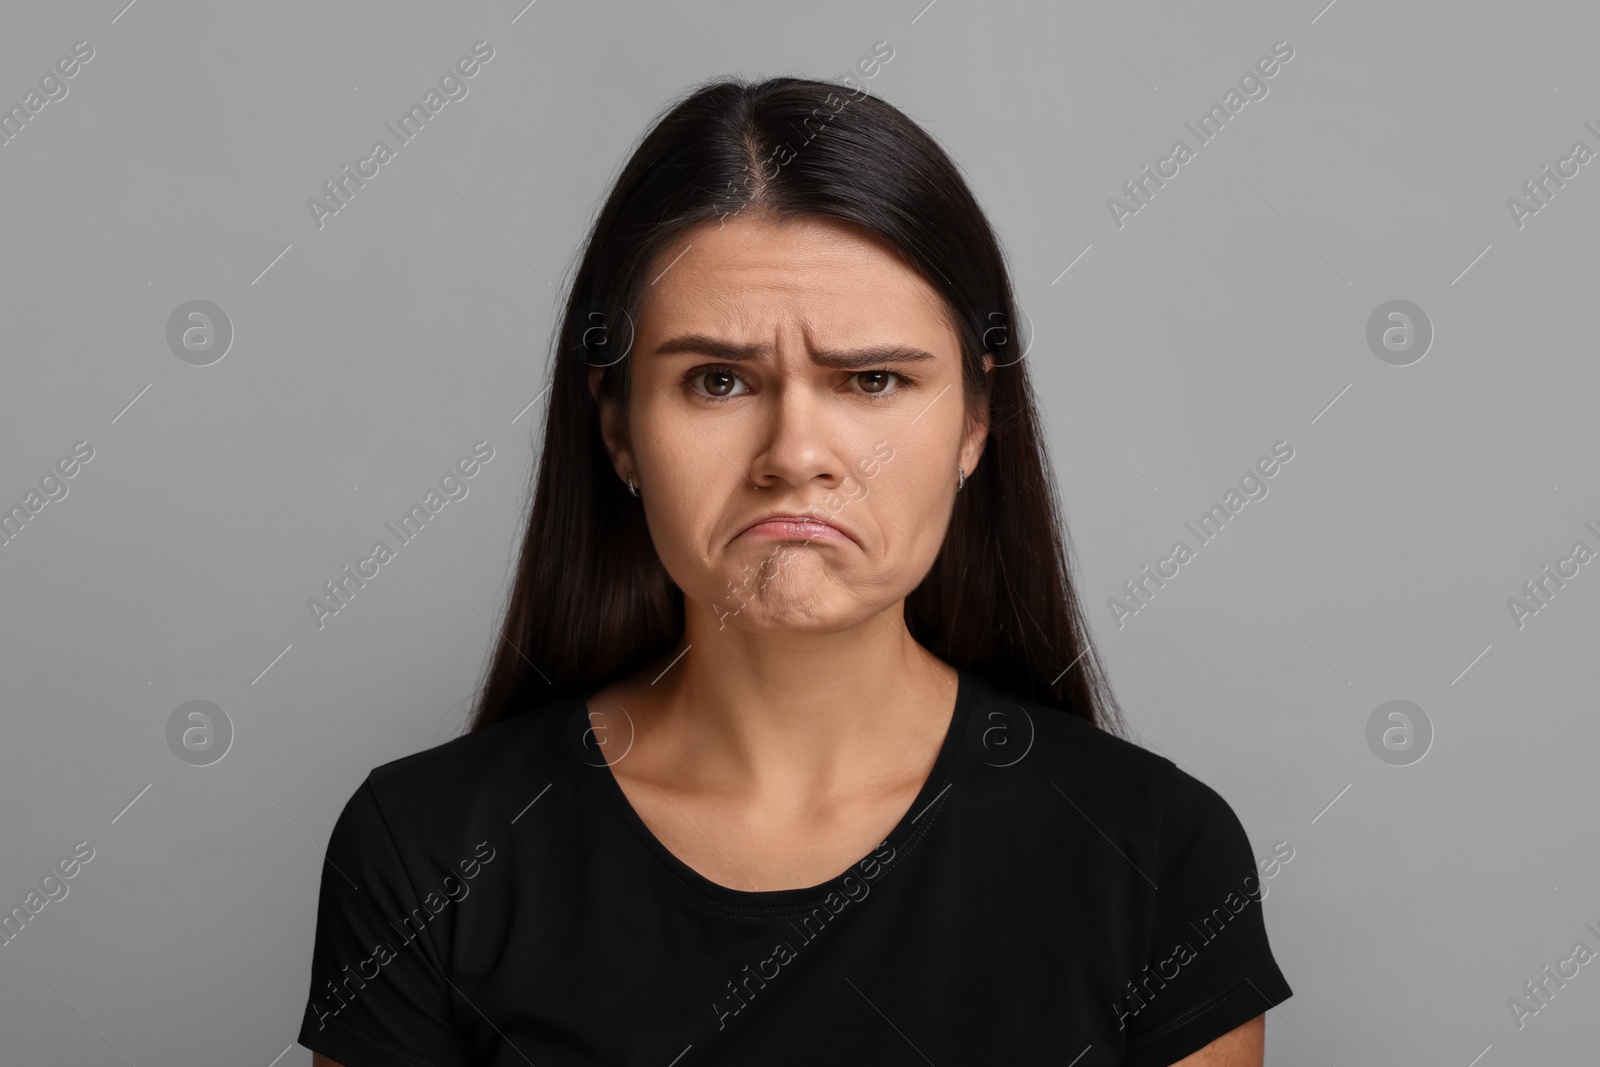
[{"x1": 577, "y1": 667, "x2": 976, "y2": 912}]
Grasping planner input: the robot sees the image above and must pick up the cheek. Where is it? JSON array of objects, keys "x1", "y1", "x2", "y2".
[
  {"x1": 641, "y1": 471, "x2": 714, "y2": 569},
  {"x1": 852, "y1": 455, "x2": 952, "y2": 556},
  {"x1": 633, "y1": 406, "x2": 739, "y2": 562}
]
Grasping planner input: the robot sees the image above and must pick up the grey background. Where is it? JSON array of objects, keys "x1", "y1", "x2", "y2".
[{"x1": 2, "y1": 0, "x2": 1597, "y2": 1063}]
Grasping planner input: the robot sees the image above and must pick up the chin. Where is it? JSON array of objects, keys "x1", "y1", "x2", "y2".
[{"x1": 701, "y1": 582, "x2": 860, "y2": 632}]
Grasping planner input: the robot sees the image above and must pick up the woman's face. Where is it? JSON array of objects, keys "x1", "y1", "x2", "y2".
[{"x1": 590, "y1": 212, "x2": 990, "y2": 637}]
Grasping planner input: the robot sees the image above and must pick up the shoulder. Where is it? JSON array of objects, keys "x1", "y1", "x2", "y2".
[
  {"x1": 336, "y1": 691, "x2": 585, "y2": 855},
  {"x1": 956, "y1": 673, "x2": 1277, "y2": 962},
  {"x1": 959, "y1": 671, "x2": 1243, "y2": 854},
  {"x1": 964, "y1": 671, "x2": 1183, "y2": 797}
]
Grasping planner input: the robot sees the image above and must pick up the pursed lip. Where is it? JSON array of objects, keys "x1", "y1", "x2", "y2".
[{"x1": 734, "y1": 512, "x2": 857, "y2": 545}]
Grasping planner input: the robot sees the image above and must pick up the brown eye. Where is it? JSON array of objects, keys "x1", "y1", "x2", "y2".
[
  {"x1": 857, "y1": 371, "x2": 897, "y2": 394},
  {"x1": 683, "y1": 366, "x2": 750, "y2": 402}
]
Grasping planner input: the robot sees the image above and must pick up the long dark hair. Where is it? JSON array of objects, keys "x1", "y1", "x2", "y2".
[{"x1": 467, "y1": 75, "x2": 1128, "y2": 739}]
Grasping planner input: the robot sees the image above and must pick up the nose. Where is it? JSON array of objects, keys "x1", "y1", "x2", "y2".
[{"x1": 746, "y1": 377, "x2": 846, "y2": 491}]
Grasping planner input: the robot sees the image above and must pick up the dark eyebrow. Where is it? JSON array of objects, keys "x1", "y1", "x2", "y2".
[{"x1": 651, "y1": 333, "x2": 937, "y2": 370}]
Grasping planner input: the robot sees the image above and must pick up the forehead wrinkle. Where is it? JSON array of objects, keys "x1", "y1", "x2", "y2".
[{"x1": 642, "y1": 223, "x2": 961, "y2": 362}]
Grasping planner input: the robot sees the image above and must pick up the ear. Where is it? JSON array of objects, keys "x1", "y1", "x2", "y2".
[
  {"x1": 959, "y1": 353, "x2": 995, "y2": 477},
  {"x1": 587, "y1": 365, "x2": 634, "y2": 482}
]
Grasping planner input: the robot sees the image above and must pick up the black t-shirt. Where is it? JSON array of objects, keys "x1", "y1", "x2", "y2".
[{"x1": 297, "y1": 668, "x2": 1293, "y2": 1066}]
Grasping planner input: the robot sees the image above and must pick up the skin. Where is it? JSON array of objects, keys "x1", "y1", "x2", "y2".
[
  {"x1": 580, "y1": 211, "x2": 990, "y2": 894},
  {"x1": 310, "y1": 212, "x2": 1265, "y2": 1066}
]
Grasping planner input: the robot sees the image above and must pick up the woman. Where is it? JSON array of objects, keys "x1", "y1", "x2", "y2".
[{"x1": 300, "y1": 75, "x2": 1293, "y2": 1066}]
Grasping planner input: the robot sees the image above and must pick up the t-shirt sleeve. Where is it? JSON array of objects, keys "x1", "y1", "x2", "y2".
[
  {"x1": 1119, "y1": 763, "x2": 1294, "y2": 1067},
  {"x1": 296, "y1": 775, "x2": 472, "y2": 1067}
]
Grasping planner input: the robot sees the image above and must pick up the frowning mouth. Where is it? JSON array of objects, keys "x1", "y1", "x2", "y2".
[{"x1": 734, "y1": 514, "x2": 855, "y2": 545}]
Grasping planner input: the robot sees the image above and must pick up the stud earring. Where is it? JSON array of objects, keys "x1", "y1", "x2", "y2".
[
  {"x1": 957, "y1": 466, "x2": 965, "y2": 492},
  {"x1": 626, "y1": 473, "x2": 640, "y2": 497}
]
